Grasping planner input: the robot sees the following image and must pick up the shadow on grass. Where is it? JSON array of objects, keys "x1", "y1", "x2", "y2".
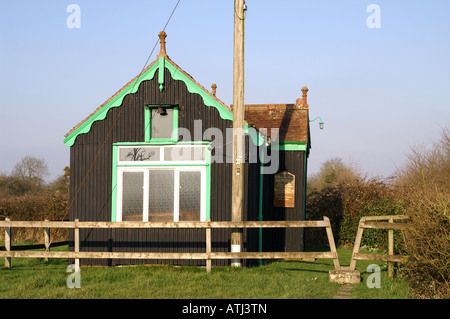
[{"x1": 283, "y1": 268, "x2": 330, "y2": 274}]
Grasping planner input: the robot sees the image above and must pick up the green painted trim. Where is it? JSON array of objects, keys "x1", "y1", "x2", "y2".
[
  {"x1": 258, "y1": 136, "x2": 264, "y2": 266},
  {"x1": 111, "y1": 143, "x2": 211, "y2": 222},
  {"x1": 205, "y1": 146, "x2": 211, "y2": 221},
  {"x1": 111, "y1": 145, "x2": 118, "y2": 222},
  {"x1": 64, "y1": 62, "x2": 160, "y2": 147},
  {"x1": 158, "y1": 56, "x2": 165, "y2": 91},
  {"x1": 144, "y1": 106, "x2": 151, "y2": 142},
  {"x1": 278, "y1": 141, "x2": 308, "y2": 145},
  {"x1": 303, "y1": 154, "x2": 308, "y2": 220},
  {"x1": 302, "y1": 151, "x2": 308, "y2": 251},
  {"x1": 246, "y1": 125, "x2": 264, "y2": 147},
  {"x1": 146, "y1": 138, "x2": 176, "y2": 143},
  {"x1": 270, "y1": 143, "x2": 308, "y2": 151},
  {"x1": 164, "y1": 59, "x2": 233, "y2": 121}
]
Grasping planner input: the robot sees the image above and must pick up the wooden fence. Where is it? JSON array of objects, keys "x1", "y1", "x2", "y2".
[
  {"x1": 349, "y1": 215, "x2": 411, "y2": 278},
  {"x1": 0, "y1": 217, "x2": 341, "y2": 272}
]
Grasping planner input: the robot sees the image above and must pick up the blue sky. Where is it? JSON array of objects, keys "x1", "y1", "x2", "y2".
[{"x1": 1, "y1": 0, "x2": 449, "y2": 182}]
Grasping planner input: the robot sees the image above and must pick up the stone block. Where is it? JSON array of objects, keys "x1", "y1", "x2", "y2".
[{"x1": 329, "y1": 269, "x2": 361, "y2": 284}]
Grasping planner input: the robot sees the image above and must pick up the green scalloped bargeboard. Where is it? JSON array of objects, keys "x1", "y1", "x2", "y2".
[
  {"x1": 63, "y1": 57, "x2": 262, "y2": 147},
  {"x1": 63, "y1": 62, "x2": 159, "y2": 147}
]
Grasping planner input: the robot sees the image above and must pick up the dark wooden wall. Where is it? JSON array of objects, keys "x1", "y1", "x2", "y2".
[
  {"x1": 261, "y1": 150, "x2": 306, "y2": 254},
  {"x1": 69, "y1": 68, "x2": 261, "y2": 266}
]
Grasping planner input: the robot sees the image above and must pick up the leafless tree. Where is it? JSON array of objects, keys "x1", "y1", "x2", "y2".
[{"x1": 12, "y1": 156, "x2": 49, "y2": 185}]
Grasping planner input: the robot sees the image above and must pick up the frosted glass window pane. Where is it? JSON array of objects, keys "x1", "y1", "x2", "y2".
[
  {"x1": 179, "y1": 171, "x2": 201, "y2": 221},
  {"x1": 148, "y1": 170, "x2": 174, "y2": 222},
  {"x1": 122, "y1": 172, "x2": 144, "y2": 221},
  {"x1": 151, "y1": 108, "x2": 173, "y2": 139},
  {"x1": 164, "y1": 147, "x2": 205, "y2": 161},
  {"x1": 119, "y1": 147, "x2": 160, "y2": 162}
]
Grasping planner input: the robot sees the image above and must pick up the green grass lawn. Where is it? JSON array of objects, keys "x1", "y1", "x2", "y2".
[{"x1": 0, "y1": 245, "x2": 412, "y2": 299}]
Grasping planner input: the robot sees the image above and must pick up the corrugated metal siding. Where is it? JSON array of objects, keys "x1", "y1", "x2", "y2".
[
  {"x1": 262, "y1": 150, "x2": 305, "y2": 253},
  {"x1": 69, "y1": 68, "x2": 261, "y2": 266}
]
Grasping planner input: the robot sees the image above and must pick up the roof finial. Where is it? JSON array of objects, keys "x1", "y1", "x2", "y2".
[
  {"x1": 158, "y1": 31, "x2": 167, "y2": 57},
  {"x1": 211, "y1": 83, "x2": 217, "y2": 96}
]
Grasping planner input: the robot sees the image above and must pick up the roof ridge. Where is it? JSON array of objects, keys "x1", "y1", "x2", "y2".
[{"x1": 64, "y1": 55, "x2": 233, "y2": 142}]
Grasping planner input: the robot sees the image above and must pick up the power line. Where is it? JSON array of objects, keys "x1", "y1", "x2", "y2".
[{"x1": 35, "y1": 0, "x2": 182, "y2": 271}]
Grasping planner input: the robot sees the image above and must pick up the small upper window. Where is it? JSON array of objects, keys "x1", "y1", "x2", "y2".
[
  {"x1": 145, "y1": 105, "x2": 178, "y2": 142},
  {"x1": 151, "y1": 107, "x2": 173, "y2": 139}
]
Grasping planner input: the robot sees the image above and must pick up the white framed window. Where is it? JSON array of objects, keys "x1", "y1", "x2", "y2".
[
  {"x1": 116, "y1": 166, "x2": 206, "y2": 222},
  {"x1": 117, "y1": 145, "x2": 206, "y2": 165},
  {"x1": 115, "y1": 145, "x2": 208, "y2": 223}
]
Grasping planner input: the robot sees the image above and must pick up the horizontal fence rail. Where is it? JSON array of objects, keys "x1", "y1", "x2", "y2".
[
  {"x1": 0, "y1": 241, "x2": 68, "y2": 251},
  {"x1": 349, "y1": 215, "x2": 411, "y2": 278},
  {"x1": 0, "y1": 217, "x2": 341, "y2": 272},
  {"x1": 1, "y1": 251, "x2": 338, "y2": 261},
  {"x1": 0, "y1": 220, "x2": 330, "y2": 229}
]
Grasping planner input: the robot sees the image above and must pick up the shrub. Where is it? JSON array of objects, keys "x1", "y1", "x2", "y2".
[
  {"x1": 0, "y1": 193, "x2": 69, "y2": 242},
  {"x1": 306, "y1": 172, "x2": 404, "y2": 250},
  {"x1": 339, "y1": 197, "x2": 406, "y2": 250},
  {"x1": 306, "y1": 128, "x2": 449, "y2": 298},
  {"x1": 400, "y1": 190, "x2": 449, "y2": 298},
  {"x1": 306, "y1": 158, "x2": 362, "y2": 249},
  {"x1": 305, "y1": 187, "x2": 343, "y2": 248},
  {"x1": 0, "y1": 174, "x2": 34, "y2": 197},
  {"x1": 395, "y1": 127, "x2": 450, "y2": 298}
]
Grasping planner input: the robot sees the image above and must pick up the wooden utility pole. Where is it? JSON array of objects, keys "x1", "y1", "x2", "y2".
[{"x1": 231, "y1": 0, "x2": 246, "y2": 267}]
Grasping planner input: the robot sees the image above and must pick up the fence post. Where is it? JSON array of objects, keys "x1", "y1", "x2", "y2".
[
  {"x1": 388, "y1": 218, "x2": 394, "y2": 278},
  {"x1": 323, "y1": 217, "x2": 341, "y2": 270},
  {"x1": 74, "y1": 218, "x2": 80, "y2": 267},
  {"x1": 350, "y1": 217, "x2": 366, "y2": 271},
  {"x1": 44, "y1": 219, "x2": 50, "y2": 262},
  {"x1": 5, "y1": 218, "x2": 11, "y2": 268},
  {"x1": 206, "y1": 219, "x2": 211, "y2": 273}
]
